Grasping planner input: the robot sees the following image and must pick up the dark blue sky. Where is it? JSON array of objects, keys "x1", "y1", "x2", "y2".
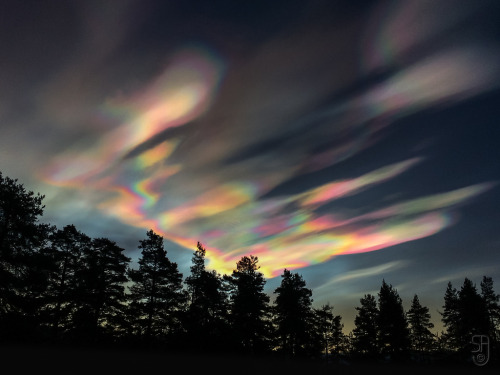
[{"x1": 0, "y1": 0, "x2": 499, "y2": 333}]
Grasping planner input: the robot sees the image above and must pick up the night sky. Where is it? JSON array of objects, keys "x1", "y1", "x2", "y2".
[{"x1": 1, "y1": 0, "x2": 499, "y2": 333}]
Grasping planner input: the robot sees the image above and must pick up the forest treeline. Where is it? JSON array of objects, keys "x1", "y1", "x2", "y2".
[{"x1": 1, "y1": 171, "x2": 499, "y2": 364}]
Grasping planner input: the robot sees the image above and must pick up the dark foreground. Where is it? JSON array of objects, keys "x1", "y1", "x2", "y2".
[{"x1": 1, "y1": 345, "x2": 498, "y2": 375}]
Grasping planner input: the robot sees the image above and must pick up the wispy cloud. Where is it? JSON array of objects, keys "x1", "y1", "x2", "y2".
[
  {"x1": 316, "y1": 261, "x2": 409, "y2": 289},
  {"x1": 431, "y1": 266, "x2": 500, "y2": 286}
]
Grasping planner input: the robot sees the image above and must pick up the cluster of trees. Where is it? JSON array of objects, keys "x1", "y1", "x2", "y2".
[
  {"x1": 349, "y1": 277, "x2": 500, "y2": 362},
  {"x1": 1, "y1": 171, "x2": 499, "y2": 364}
]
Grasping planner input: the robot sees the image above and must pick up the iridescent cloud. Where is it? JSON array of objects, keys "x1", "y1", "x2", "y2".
[
  {"x1": 298, "y1": 158, "x2": 421, "y2": 207},
  {"x1": 38, "y1": 1, "x2": 499, "y2": 279},
  {"x1": 316, "y1": 261, "x2": 408, "y2": 289},
  {"x1": 41, "y1": 45, "x2": 225, "y2": 187}
]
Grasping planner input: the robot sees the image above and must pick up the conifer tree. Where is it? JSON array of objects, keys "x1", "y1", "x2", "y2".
[
  {"x1": 71, "y1": 237, "x2": 131, "y2": 342},
  {"x1": 42, "y1": 224, "x2": 91, "y2": 340},
  {"x1": 352, "y1": 293, "x2": 379, "y2": 358},
  {"x1": 184, "y1": 241, "x2": 228, "y2": 349},
  {"x1": 226, "y1": 255, "x2": 270, "y2": 353},
  {"x1": 0, "y1": 172, "x2": 50, "y2": 340},
  {"x1": 407, "y1": 294, "x2": 435, "y2": 352},
  {"x1": 480, "y1": 276, "x2": 500, "y2": 353},
  {"x1": 457, "y1": 278, "x2": 489, "y2": 352},
  {"x1": 441, "y1": 278, "x2": 490, "y2": 354},
  {"x1": 377, "y1": 280, "x2": 410, "y2": 358},
  {"x1": 273, "y1": 269, "x2": 314, "y2": 357},
  {"x1": 440, "y1": 281, "x2": 460, "y2": 350},
  {"x1": 313, "y1": 304, "x2": 345, "y2": 359},
  {"x1": 127, "y1": 230, "x2": 187, "y2": 342}
]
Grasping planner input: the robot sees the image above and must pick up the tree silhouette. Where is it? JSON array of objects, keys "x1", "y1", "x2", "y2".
[
  {"x1": 127, "y1": 230, "x2": 187, "y2": 343},
  {"x1": 457, "y1": 278, "x2": 489, "y2": 354},
  {"x1": 440, "y1": 281, "x2": 460, "y2": 351},
  {"x1": 407, "y1": 294, "x2": 435, "y2": 353},
  {"x1": 377, "y1": 280, "x2": 410, "y2": 359},
  {"x1": 42, "y1": 224, "x2": 91, "y2": 341},
  {"x1": 481, "y1": 276, "x2": 500, "y2": 357},
  {"x1": 71, "y1": 237, "x2": 131, "y2": 343},
  {"x1": 0, "y1": 171, "x2": 50, "y2": 340},
  {"x1": 441, "y1": 277, "x2": 490, "y2": 357},
  {"x1": 184, "y1": 241, "x2": 229, "y2": 350},
  {"x1": 330, "y1": 312, "x2": 345, "y2": 357},
  {"x1": 352, "y1": 293, "x2": 379, "y2": 359},
  {"x1": 226, "y1": 255, "x2": 271, "y2": 354},
  {"x1": 273, "y1": 269, "x2": 314, "y2": 357},
  {"x1": 312, "y1": 303, "x2": 345, "y2": 360}
]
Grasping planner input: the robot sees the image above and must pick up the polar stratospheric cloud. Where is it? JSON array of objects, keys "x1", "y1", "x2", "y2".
[
  {"x1": 0, "y1": 1, "x2": 499, "y2": 330},
  {"x1": 33, "y1": 1, "x2": 499, "y2": 278}
]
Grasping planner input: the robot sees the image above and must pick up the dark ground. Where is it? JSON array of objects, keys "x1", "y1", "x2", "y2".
[{"x1": 1, "y1": 345, "x2": 498, "y2": 375}]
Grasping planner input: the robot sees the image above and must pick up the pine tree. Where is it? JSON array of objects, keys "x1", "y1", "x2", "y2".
[
  {"x1": 184, "y1": 241, "x2": 229, "y2": 350},
  {"x1": 313, "y1": 304, "x2": 334, "y2": 359},
  {"x1": 480, "y1": 276, "x2": 500, "y2": 354},
  {"x1": 407, "y1": 294, "x2": 435, "y2": 352},
  {"x1": 313, "y1": 304, "x2": 345, "y2": 360},
  {"x1": 273, "y1": 269, "x2": 314, "y2": 357},
  {"x1": 71, "y1": 237, "x2": 131, "y2": 342},
  {"x1": 42, "y1": 224, "x2": 91, "y2": 341},
  {"x1": 352, "y1": 293, "x2": 379, "y2": 358},
  {"x1": 127, "y1": 230, "x2": 187, "y2": 343},
  {"x1": 440, "y1": 281, "x2": 460, "y2": 350},
  {"x1": 377, "y1": 280, "x2": 410, "y2": 359},
  {"x1": 0, "y1": 171, "x2": 50, "y2": 340},
  {"x1": 441, "y1": 278, "x2": 490, "y2": 355},
  {"x1": 457, "y1": 278, "x2": 489, "y2": 352},
  {"x1": 226, "y1": 255, "x2": 270, "y2": 354}
]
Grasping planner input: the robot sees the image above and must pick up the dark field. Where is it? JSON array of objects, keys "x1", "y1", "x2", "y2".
[{"x1": 1, "y1": 345, "x2": 498, "y2": 375}]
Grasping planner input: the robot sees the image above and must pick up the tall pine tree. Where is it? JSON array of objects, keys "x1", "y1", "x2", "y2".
[
  {"x1": 377, "y1": 280, "x2": 410, "y2": 359},
  {"x1": 440, "y1": 281, "x2": 460, "y2": 350},
  {"x1": 127, "y1": 230, "x2": 186, "y2": 343},
  {"x1": 71, "y1": 237, "x2": 131, "y2": 343},
  {"x1": 441, "y1": 278, "x2": 490, "y2": 354},
  {"x1": 42, "y1": 224, "x2": 90, "y2": 341},
  {"x1": 0, "y1": 172, "x2": 50, "y2": 340},
  {"x1": 226, "y1": 255, "x2": 270, "y2": 354},
  {"x1": 312, "y1": 304, "x2": 345, "y2": 360},
  {"x1": 457, "y1": 278, "x2": 489, "y2": 352},
  {"x1": 481, "y1": 276, "x2": 500, "y2": 356},
  {"x1": 406, "y1": 294, "x2": 435, "y2": 352},
  {"x1": 184, "y1": 241, "x2": 228, "y2": 350},
  {"x1": 273, "y1": 269, "x2": 314, "y2": 357},
  {"x1": 352, "y1": 293, "x2": 379, "y2": 359}
]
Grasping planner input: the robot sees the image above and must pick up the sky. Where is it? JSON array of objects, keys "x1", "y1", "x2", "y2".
[{"x1": 1, "y1": 0, "x2": 500, "y2": 333}]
